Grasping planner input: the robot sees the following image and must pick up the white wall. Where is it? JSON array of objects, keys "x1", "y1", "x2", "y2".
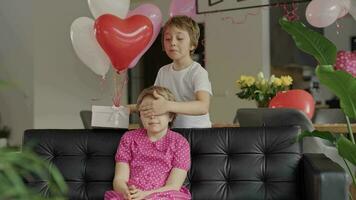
[
  {"x1": 0, "y1": 0, "x2": 33, "y2": 146},
  {"x1": 33, "y1": 0, "x2": 124, "y2": 129},
  {"x1": 325, "y1": 15, "x2": 356, "y2": 51},
  {"x1": 1, "y1": 0, "x2": 269, "y2": 145},
  {"x1": 205, "y1": 8, "x2": 270, "y2": 123}
]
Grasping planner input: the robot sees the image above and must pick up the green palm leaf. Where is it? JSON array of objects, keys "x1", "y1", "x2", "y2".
[
  {"x1": 279, "y1": 18, "x2": 336, "y2": 65},
  {"x1": 337, "y1": 136, "x2": 356, "y2": 166},
  {"x1": 0, "y1": 148, "x2": 68, "y2": 200},
  {"x1": 297, "y1": 130, "x2": 337, "y2": 144},
  {"x1": 316, "y1": 65, "x2": 356, "y2": 119}
]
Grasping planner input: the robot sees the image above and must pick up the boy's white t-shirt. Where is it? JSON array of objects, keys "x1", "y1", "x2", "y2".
[{"x1": 154, "y1": 61, "x2": 212, "y2": 128}]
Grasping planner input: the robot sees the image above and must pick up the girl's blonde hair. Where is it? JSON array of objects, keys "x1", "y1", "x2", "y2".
[
  {"x1": 136, "y1": 86, "x2": 176, "y2": 127},
  {"x1": 162, "y1": 15, "x2": 200, "y2": 55}
]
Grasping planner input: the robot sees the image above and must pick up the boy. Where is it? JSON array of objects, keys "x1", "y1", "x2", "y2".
[{"x1": 139, "y1": 15, "x2": 212, "y2": 128}]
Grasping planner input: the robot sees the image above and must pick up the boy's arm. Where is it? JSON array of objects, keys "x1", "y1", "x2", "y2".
[
  {"x1": 140, "y1": 90, "x2": 210, "y2": 116},
  {"x1": 113, "y1": 162, "x2": 131, "y2": 198},
  {"x1": 126, "y1": 104, "x2": 138, "y2": 113}
]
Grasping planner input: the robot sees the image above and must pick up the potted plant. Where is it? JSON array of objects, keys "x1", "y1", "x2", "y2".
[
  {"x1": 0, "y1": 147, "x2": 68, "y2": 199},
  {"x1": 0, "y1": 79, "x2": 13, "y2": 147},
  {"x1": 0, "y1": 79, "x2": 67, "y2": 199},
  {"x1": 0, "y1": 115, "x2": 10, "y2": 147},
  {"x1": 279, "y1": 17, "x2": 356, "y2": 199},
  {"x1": 236, "y1": 72, "x2": 293, "y2": 107}
]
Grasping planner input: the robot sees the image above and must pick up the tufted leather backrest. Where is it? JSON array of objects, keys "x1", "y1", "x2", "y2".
[{"x1": 24, "y1": 126, "x2": 302, "y2": 200}]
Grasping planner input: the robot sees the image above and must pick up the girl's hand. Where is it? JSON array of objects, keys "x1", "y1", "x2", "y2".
[
  {"x1": 140, "y1": 90, "x2": 169, "y2": 117},
  {"x1": 116, "y1": 181, "x2": 131, "y2": 200},
  {"x1": 128, "y1": 185, "x2": 148, "y2": 200}
]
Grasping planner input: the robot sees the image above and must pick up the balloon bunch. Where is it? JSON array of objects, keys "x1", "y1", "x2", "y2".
[
  {"x1": 70, "y1": 0, "x2": 197, "y2": 78},
  {"x1": 70, "y1": 0, "x2": 162, "y2": 78},
  {"x1": 305, "y1": 0, "x2": 353, "y2": 28},
  {"x1": 335, "y1": 50, "x2": 356, "y2": 77},
  {"x1": 70, "y1": 0, "x2": 163, "y2": 106},
  {"x1": 69, "y1": 0, "x2": 196, "y2": 106}
]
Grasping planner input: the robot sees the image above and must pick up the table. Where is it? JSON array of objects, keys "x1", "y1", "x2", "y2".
[
  {"x1": 130, "y1": 123, "x2": 356, "y2": 134},
  {"x1": 313, "y1": 123, "x2": 356, "y2": 134},
  {"x1": 212, "y1": 123, "x2": 356, "y2": 134}
]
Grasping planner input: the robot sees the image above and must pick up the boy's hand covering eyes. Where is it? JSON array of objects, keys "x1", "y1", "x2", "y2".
[{"x1": 139, "y1": 90, "x2": 169, "y2": 117}]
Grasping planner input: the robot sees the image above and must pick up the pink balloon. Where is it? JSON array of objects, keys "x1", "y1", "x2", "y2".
[
  {"x1": 306, "y1": 0, "x2": 341, "y2": 28},
  {"x1": 127, "y1": 4, "x2": 162, "y2": 69},
  {"x1": 169, "y1": 0, "x2": 197, "y2": 19}
]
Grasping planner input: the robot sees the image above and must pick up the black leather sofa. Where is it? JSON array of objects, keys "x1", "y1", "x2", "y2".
[{"x1": 23, "y1": 126, "x2": 347, "y2": 200}]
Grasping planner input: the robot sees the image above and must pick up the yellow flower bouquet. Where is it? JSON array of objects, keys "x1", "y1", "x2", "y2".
[{"x1": 236, "y1": 72, "x2": 293, "y2": 107}]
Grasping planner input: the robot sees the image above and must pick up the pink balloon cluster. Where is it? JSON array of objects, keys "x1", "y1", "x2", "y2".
[
  {"x1": 335, "y1": 50, "x2": 356, "y2": 77},
  {"x1": 306, "y1": 0, "x2": 351, "y2": 28}
]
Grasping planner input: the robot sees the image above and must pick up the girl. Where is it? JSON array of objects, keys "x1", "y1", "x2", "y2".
[{"x1": 105, "y1": 86, "x2": 191, "y2": 200}]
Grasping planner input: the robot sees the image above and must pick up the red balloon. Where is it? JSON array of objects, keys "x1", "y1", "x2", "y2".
[
  {"x1": 268, "y1": 89, "x2": 315, "y2": 119},
  {"x1": 95, "y1": 14, "x2": 153, "y2": 73}
]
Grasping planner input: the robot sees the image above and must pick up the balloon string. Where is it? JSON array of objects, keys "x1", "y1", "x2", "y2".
[
  {"x1": 282, "y1": 1, "x2": 299, "y2": 21},
  {"x1": 113, "y1": 71, "x2": 128, "y2": 107},
  {"x1": 335, "y1": 20, "x2": 341, "y2": 35},
  {"x1": 91, "y1": 76, "x2": 107, "y2": 102}
]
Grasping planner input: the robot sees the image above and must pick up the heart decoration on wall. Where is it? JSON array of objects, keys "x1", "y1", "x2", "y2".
[
  {"x1": 335, "y1": 50, "x2": 356, "y2": 77},
  {"x1": 94, "y1": 14, "x2": 153, "y2": 73}
]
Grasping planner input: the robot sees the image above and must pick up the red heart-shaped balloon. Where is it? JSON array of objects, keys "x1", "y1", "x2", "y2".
[{"x1": 95, "y1": 14, "x2": 153, "y2": 73}]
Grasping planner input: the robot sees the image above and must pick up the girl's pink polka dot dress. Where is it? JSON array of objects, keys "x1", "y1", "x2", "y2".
[{"x1": 104, "y1": 128, "x2": 191, "y2": 200}]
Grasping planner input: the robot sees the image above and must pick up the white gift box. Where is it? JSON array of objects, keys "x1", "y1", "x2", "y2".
[{"x1": 91, "y1": 105, "x2": 130, "y2": 128}]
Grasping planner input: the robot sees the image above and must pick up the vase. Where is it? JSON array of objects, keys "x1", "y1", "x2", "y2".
[
  {"x1": 256, "y1": 100, "x2": 269, "y2": 108},
  {"x1": 0, "y1": 138, "x2": 7, "y2": 147}
]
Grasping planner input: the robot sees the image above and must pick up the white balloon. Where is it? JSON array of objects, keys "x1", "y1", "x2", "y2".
[
  {"x1": 87, "y1": 0, "x2": 130, "y2": 19},
  {"x1": 337, "y1": 0, "x2": 351, "y2": 18},
  {"x1": 349, "y1": 0, "x2": 356, "y2": 20},
  {"x1": 70, "y1": 17, "x2": 110, "y2": 78},
  {"x1": 305, "y1": 0, "x2": 341, "y2": 28}
]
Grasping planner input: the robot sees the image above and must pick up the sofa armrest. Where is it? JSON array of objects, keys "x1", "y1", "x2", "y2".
[{"x1": 303, "y1": 153, "x2": 348, "y2": 200}]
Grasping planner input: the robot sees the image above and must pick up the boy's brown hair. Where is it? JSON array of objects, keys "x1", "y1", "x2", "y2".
[
  {"x1": 162, "y1": 15, "x2": 200, "y2": 55},
  {"x1": 136, "y1": 86, "x2": 176, "y2": 127}
]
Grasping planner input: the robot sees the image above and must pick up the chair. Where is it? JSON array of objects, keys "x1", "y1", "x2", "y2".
[
  {"x1": 235, "y1": 108, "x2": 313, "y2": 131},
  {"x1": 313, "y1": 108, "x2": 356, "y2": 123},
  {"x1": 80, "y1": 110, "x2": 92, "y2": 129}
]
